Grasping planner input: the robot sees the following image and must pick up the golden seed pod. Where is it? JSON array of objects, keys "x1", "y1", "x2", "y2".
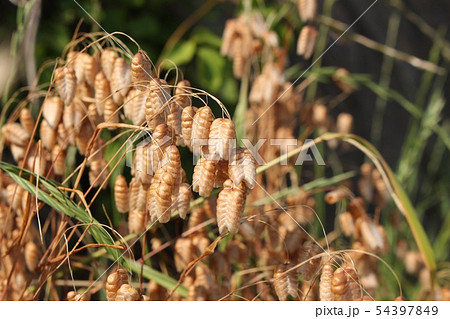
[
  {"x1": 56, "y1": 123, "x2": 69, "y2": 150},
  {"x1": 192, "y1": 234, "x2": 209, "y2": 256},
  {"x1": 82, "y1": 53, "x2": 99, "y2": 87},
  {"x1": 174, "y1": 237, "x2": 195, "y2": 272},
  {"x1": 161, "y1": 145, "x2": 182, "y2": 192},
  {"x1": 75, "y1": 120, "x2": 93, "y2": 156},
  {"x1": 147, "y1": 174, "x2": 159, "y2": 224},
  {"x1": 6, "y1": 183, "x2": 25, "y2": 211},
  {"x1": 39, "y1": 120, "x2": 57, "y2": 150},
  {"x1": 194, "y1": 264, "x2": 219, "y2": 300},
  {"x1": 216, "y1": 179, "x2": 247, "y2": 234},
  {"x1": 54, "y1": 66, "x2": 77, "y2": 106},
  {"x1": 110, "y1": 57, "x2": 131, "y2": 105},
  {"x1": 319, "y1": 262, "x2": 334, "y2": 301},
  {"x1": 128, "y1": 178, "x2": 139, "y2": 212},
  {"x1": 297, "y1": 25, "x2": 318, "y2": 59},
  {"x1": 51, "y1": 144, "x2": 66, "y2": 176},
  {"x1": 339, "y1": 211, "x2": 355, "y2": 237},
  {"x1": 128, "y1": 209, "x2": 146, "y2": 233},
  {"x1": 345, "y1": 267, "x2": 362, "y2": 301},
  {"x1": 27, "y1": 150, "x2": 48, "y2": 176},
  {"x1": 181, "y1": 106, "x2": 198, "y2": 150},
  {"x1": 42, "y1": 96, "x2": 63, "y2": 129},
  {"x1": 312, "y1": 104, "x2": 328, "y2": 126},
  {"x1": 94, "y1": 70, "x2": 110, "y2": 116},
  {"x1": 115, "y1": 284, "x2": 140, "y2": 301},
  {"x1": 167, "y1": 102, "x2": 183, "y2": 146},
  {"x1": 228, "y1": 147, "x2": 257, "y2": 189},
  {"x1": 124, "y1": 88, "x2": 147, "y2": 125},
  {"x1": 145, "y1": 79, "x2": 170, "y2": 129},
  {"x1": 2, "y1": 123, "x2": 30, "y2": 147},
  {"x1": 106, "y1": 269, "x2": 129, "y2": 301},
  {"x1": 103, "y1": 98, "x2": 119, "y2": 127},
  {"x1": 156, "y1": 171, "x2": 175, "y2": 224},
  {"x1": 101, "y1": 48, "x2": 118, "y2": 81},
  {"x1": 192, "y1": 157, "x2": 217, "y2": 197},
  {"x1": 273, "y1": 263, "x2": 299, "y2": 301},
  {"x1": 89, "y1": 159, "x2": 109, "y2": 189},
  {"x1": 404, "y1": 251, "x2": 423, "y2": 275},
  {"x1": 134, "y1": 145, "x2": 154, "y2": 184},
  {"x1": 297, "y1": 0, "x2": 317, "y2": 22},
  {"x1": 337, "y1": 112, "x2": 353, "y2": 134},
  {"x1": 325, "y1": 187, "x2": 348, "y2": 204},
  {"x1": 114, "y1": 175, "x2": 129, "y2": 213},
  {"x1": 10, "y1": 144, "x2": 25, "y2": 162},
  {"x1": 232, "y1": 37, "x2": 245, "y2": 79},
  {"x1": 174, "y1": 80, "x2": 192, "y2": 107},
  {"x1": 213, "y1": 160, "x2": 229, "y2": 188},
  {"x1": 347, "y1": 197, "x2": 366, "y2": 220},
  {"x1": 87, "y1": 103, "x2": 100, "y2": 126},
  {"x1": 24, "y1": 241, "x2": 40, "y2": 272},
  {"x1": 356, "y1": 216, "x2": 386, "y2": 253},
  {"x1": 131, "y1": 50, "x2": 152, "y2": 89},
  {"x1": 191, "y1": 106, "x2": 214, "y2": 155},
  {"x1": 298, "y1": 240, "x2": 322, "y2": 281},
  {"x1": 207, "y1": 118, "x2": 236, "y2": 161},
  {"x1": 66, "y1": 291, "x2": 89, "y2": 301},
  {"x1": 331, "y1": 267, "x2": 349, "y2": 301},
  {"x1": 19, "y1": 108, "x2": 35, "y2": 137},
  {"x1": 136, "y1": 182, "x2": 148, "y2": 213}
]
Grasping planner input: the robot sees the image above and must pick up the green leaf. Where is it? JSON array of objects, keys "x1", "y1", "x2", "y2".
[
  {"x1": 196, "y1": 46, "x2": 225, "y2": 93},
  {"x1": 162, "y1": 40, "x2": 197, "y2": 68}
]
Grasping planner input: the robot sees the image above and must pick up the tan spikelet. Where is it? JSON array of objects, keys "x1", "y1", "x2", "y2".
[
  {"x1": 114, "y1": 175, "x2": 129, "y2": 213},
  {"x1": 115, "y1": 284, "x2": 139, "y2": 301},
  {"x1": 356, "y1": 216, "x2": 386, "y2": 253},
  {"x1": 207, "y1": 118, "x2": 236, "y2": 160},
  {"x1": 181, "y1": 106, "x2": 198, "y2": 150},
  {"x1": 312, "y1": 104, "x2": 328, "y2": 126},
  {"x1": 110, "y1": 57, "x2": 131, "y2": 105},
  {"x1": 297, "y1": 25, "x2": 318, "y2": 59},
  {"x1": 325, "y1": 187, "x2": 348, "y2": 204},
  {"x1": 51, "y1": 145, "x2": 66, "y2": 176},
  {"x1": 167, "y1": 101, "x2": 183, "y2": 145},
  {"x1": 124, "y1": 88, "x2": 147, "y2": 125},
  {"x1": 2, "y1": 123, "x2": 30, "y2": 146},
  {"x1": 319, "y1": 262, "x2": 334, "y2": 301},
  {"x1": 232, "y1": 37, "x2": 245, "y2": 78},
  {"x1": 128, "y1": 209, "x2": 146, "y2": 234},
  {"x1": 87, "y1": 103, "x2": 100, "y2": 126},
  {"x1": 339, "y1": 211, "x2": 355, "y2": 237},
  {"x1": 54, "y1": 66, "x2": 77, "y2": 106},
  {"x1": 10, "y1": 144, "x2": 25, "y2": 162},
  {"x1": 192, "y1": 157, "x2": 217, "y2": 197},
  {"x1": 133, "y1": 145, "x2": 151, "y2": 184},
  {"x1": 174, "y1": 80, "x2": 192, "y2": 107},
  {"x1": 174, "y1": 237, "x2": 195, "y2": 272},
  {"x1": 172, "y1": 183, "x2": 192, "y2": 219},
  {"x1": 75, "y1": 120, "x2": 93, "y2": 155},
  {"x1": 27, "y1": 151, "x2": 48, "y2": 176},
  {"x1": 103, "y1": 98, "x2": 119, "y2": 126},
  {"x1": 345, "y1": 267, "x2": 362, "y2": 300},
  {"x1": 213, "y1": 160, "x2": 229, "y2": 188},
  {"x1": 24, "y1": 241, "x2": 40, "y2": 272},
  {"x1": 336, "y1": 112, "x2": 353, "y2": 134},
  {"x1": 161, "y1": 145, "x2": 181, "y2": 192},
  {"x1": 297, "y1": 0, "x2": 317, "y2": 22},
  {"x1": 40, "y1": 120, "x2": 56, "y2": 150},
  {"x1": 106, "y1": 269, "x2": 129, "y2": 301},
  {"x1": 216, "y1": 179, "x2": 246, "y2": 234},
  {"x1": 19, "y1": 108, "x2": 35, "y2": 137},
  {"x1": 6, "y1": 184, "x2": 25, "y2": 210},
  {"x1": 131, "y1": 50, "x2": 152, "y2": 89},
  {"x1": 94, "y1": 70, "x2": 110, "y2": 116},
  {"x1": 128, "y1": 178, "x2": 139, "y2": 212},
  {"x1": 89, "y1": 159, "x2": 109, "y2": 189},
  {"x1": 191, "y1": 106, "x2": 214, "y2": 155},
  {"x1": 228, "y1": 147, "x2": 257, "y2": 189},
  {"x1": 147, "y1": 173, "x2": 160, "y2": 223},
  {"x1": 66, "y1": 291, "x2": 87, "y2": 301},
  {"x1": 145, "y1": 79, "x2": 169, "y2": 129},
  {"x1": 82, "y1": 53, "x2": 99, "y2": 87},
  {"x1": 100, "y1": 48, "x2": 118, "y2": 81},
  {"x1": 155, "y1": 171, "x2": 175, "y2": 223},
  {"x1": 42, "y1": 96, "x2": 63, "y2": 129},
  {"x1": 298, "y1": 240, "x2": 322, "y2": 281},
  {"x1": 273, "y1": 263, "x2": 298, "y2": 301},
  {"x1": 331, "y1": 268, "x2": 349, "y2": 301}
]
